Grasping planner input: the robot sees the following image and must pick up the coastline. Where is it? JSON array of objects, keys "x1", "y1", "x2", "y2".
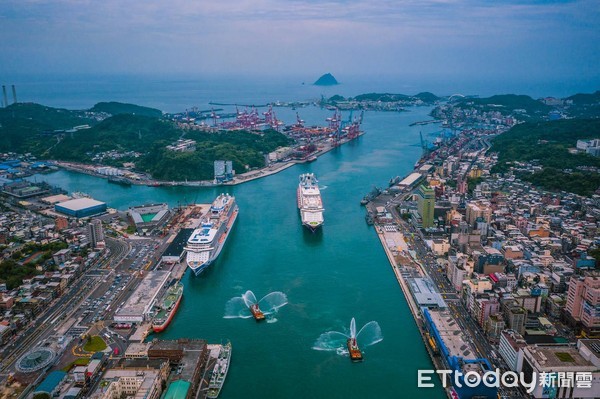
[{"x1": 50, "y1": 132, "x2": 364, "y2": 188}]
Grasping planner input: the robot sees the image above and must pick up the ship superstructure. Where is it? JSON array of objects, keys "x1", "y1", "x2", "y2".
[
  {"x1": 297, "y1": 173, "x2": 324, "y2": 232},
  {"x1": 185, "y1": 194, "x2": 238, "y2": 275}
]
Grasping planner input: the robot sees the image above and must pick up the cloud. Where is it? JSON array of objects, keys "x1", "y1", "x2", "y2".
[{"x1": 0, "y1": 0, "x2": 598, "y2": 80}]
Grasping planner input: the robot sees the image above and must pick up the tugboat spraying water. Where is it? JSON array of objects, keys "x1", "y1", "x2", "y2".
[
  {"x1": 313, "y1": 317, "x2": 382, "y2": 361},
  {"x1": 249, "y1": 303, "x2": 266, "y2": 321},
  {"x1": 347, "y1": 337, "x2": 363, "y2": 362},
  {"x1": 224, "y1": 290, "x2": 288, "y2": 322}
]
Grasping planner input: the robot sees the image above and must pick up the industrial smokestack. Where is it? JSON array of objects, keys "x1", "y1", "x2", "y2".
[
  {"x1": 11, "y1": 85, "x2": 17, "y2": 104},
  {"x1": 2, "y1": 86, "x2": 7, "y2": 108}
]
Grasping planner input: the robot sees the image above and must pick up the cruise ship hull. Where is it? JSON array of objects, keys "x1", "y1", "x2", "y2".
[
  {"x1": 186, "y1": 204, "x2": 238, "y2": 276},
  {"x1": 302, "y1": 219, "x2": 323, "y2": 232}
]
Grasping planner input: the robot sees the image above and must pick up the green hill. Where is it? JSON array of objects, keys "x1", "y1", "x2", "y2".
[
  {"x1": 327, "y1": 92, "x2": 439, "y2": 104},
  {"x1": 90, "y1": 102, "x2": 162, "y2": 118},
  {"x1": 0, "y1": 100, "x2": 293, "y2": 182},
  {"x1": 48, "y1": 114, "x2": 181, "y2": 161},
  {"x1": 137, "y1": 129, "x2": 292, "y2": 181},
  {"x1": 0, "y1": 103, "x2": 98, "y2": 154},
  {"x1": 491, "y1": 119, "x2": 600, "y2": 195},
  {"x1": 456, "y1": 94, "x2": 551, "y2": 118},
  {"x1": 414, "y1": 92, "x2": 440, "y2": 103},
  {"x1": 565, "y1": 90, "x2": 600, "y2": 105}
]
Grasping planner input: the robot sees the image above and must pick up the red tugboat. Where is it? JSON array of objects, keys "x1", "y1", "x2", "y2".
[
  {"x1": 347, "y1": 337, "x2": 363, "y2": 362},
  {"x1": 249, "y1": 303, "x2": 265, "y2": 321}
]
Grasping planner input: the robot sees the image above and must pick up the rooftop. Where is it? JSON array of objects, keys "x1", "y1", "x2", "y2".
[
  {"x1": 525, "y1": 345, "x2": 595, "y2": 371},
  {"x1": 34, "y1": 370, "x2": 67, "y2": 394},
  {"x1": 407, "y1": 277, "x2": 446, "y2": 308},
  {"x1": 56, "y1": 197, "x2": 106, "y2": 211},
  {"x1": 428, "y1": 309, "x2": 477, "y2": 360},
  {"x1": 115, "y1": 271, "x2": 170, "y2": 320},
  {"x1": 163, "y1": 380, "x2": 191, "y2": 399}
]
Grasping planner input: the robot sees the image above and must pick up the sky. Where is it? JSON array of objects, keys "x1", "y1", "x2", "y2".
[{"x1": 1, "y1": 0, "x2": 599, "y2": 85}]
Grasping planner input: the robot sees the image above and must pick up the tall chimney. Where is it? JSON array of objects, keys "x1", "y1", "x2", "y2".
[
  {"x1": 11, "y1": 85, "x2": 17, "y2": 104},
  {"x1": 2, "y1": 86, "x2": 7, "y2": 108}
]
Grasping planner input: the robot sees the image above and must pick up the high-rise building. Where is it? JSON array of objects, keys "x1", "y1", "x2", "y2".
[
  {"x1": 466, "y1": 201, "x2": 492, "y2": 228},
  {"x1": 87, "y1": 219, "x2": 104, "y2": 248},
  {"x1": 498, "y1": 329, "x2": 526, "y2": 371},
  {"x1": 565, "y1": 276, "x2": 600, "y2": 337},
  {"x1": 214, "y1": 160, "x2": 234, "y2": 183},
  {"x1": 416, "y1": 184, "x2": 435, "y2": 228},
  {"x1": 504, "y1": 304, "x2": 527, "y2": 335}
]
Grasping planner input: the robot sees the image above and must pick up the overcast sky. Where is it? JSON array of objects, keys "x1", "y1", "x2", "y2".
[{"x1": 1, "y1": 0, "x2": 599, "y2": 84}]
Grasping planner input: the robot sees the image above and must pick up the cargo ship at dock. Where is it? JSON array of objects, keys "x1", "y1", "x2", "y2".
[
  {"x1": 297, "y1": 173, "x2": 324, "y2": 232},
  {"x1": 207, "y1": 342, "x2": 232, "y2": 399},
  {"x1": 185, "y1": 194, "x2": 238, "y2": 276},
  {"x1": 151, "y1": 282, "x2": 183, "y2": 333}
]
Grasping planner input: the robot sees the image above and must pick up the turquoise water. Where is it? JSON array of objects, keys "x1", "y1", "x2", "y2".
[{"x1": 35, "y1": 107, "x2": 445, "y2": 398}]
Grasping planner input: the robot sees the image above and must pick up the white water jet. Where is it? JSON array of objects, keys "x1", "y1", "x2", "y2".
[
  {"x1": 312, "y1": 318, "x2": 383, "y2": 355},
  {"x1": 224, "y1": 290, "x2": 288, "y2": 319}
]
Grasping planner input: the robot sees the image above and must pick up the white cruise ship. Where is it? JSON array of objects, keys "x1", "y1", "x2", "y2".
[
  {"x1": 297, "y1": 173, "x2": 324, "y2": 232},
  {"x1": 185, "y1": 194, "x2": 238, "y2": 276}
]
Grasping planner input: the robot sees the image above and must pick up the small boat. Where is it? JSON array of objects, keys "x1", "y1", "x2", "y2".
[
  {"x1": 347, "y1": 337, "x2": 363, "y2": 362},
  {"x1": 249, "y1": 303, "x2": 265, "y2": 321}
]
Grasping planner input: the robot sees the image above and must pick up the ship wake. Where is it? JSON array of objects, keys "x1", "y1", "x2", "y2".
[
  {"x1": 223, "y1": 290, "x2": 288, "y2": 319},
  {"x1": 312, "y1": 318, "x2": 383, "y2": 355}
]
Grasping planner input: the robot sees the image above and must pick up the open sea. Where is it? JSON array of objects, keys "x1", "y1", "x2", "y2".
[{"x1": 21, "y1": 74, "x2": 595, "y2": 398}]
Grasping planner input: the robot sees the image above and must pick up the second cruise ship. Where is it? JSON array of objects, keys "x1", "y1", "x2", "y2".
[
  {"x1": 186, "y1": 194, "x2": 238, "y2": 276},
  {"x1": 297, "y1": 173, "x2": 324, "y2": 232}
]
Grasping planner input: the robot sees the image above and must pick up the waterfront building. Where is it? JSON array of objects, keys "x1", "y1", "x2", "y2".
[
  {"x1": 498, "y1": 329, "x2": 526, "y2": 371},
  {"x1": 565, "y1": 276, "x2": 600, "y2": 338},
  {"x1": 397, "y1": 172, "x2": 423, "y2": 188},
  {"x1": 148, "y1": 339, "x2": 208, "y2": 398},
  {"x1": 114, "y1": 271, "x2": 170, "y2": 323},
  {"x1": 406, "y1": 277, "x2": 447, "y2": 309},
  {"x1": 423, "y1": 308, "x2": 498, "y2": 398},
  {"x1": 161, "y1": 228, "x2": 193, "y2": 264},
  {"x1": 214, "y1": 160, "x2": 233, "y2": 183},
  {"x1": 87, "y1": 219, "x2": 105, "y2": 248},
  {"x1": 416, "y1": 184, "x2": 435, "y2": 228},
  {"x1": 55, "y1": 198, "x2": 107, "y2": 218},
  {"x1": 268, "y1": 146, "x2": 293, "y2": 162},
  {"x1": 89, "y1": 362, "x2": 168, "y2": 399},
  {"x1": 128, "y1": 203, "x2": 170, "y2": 234}
]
